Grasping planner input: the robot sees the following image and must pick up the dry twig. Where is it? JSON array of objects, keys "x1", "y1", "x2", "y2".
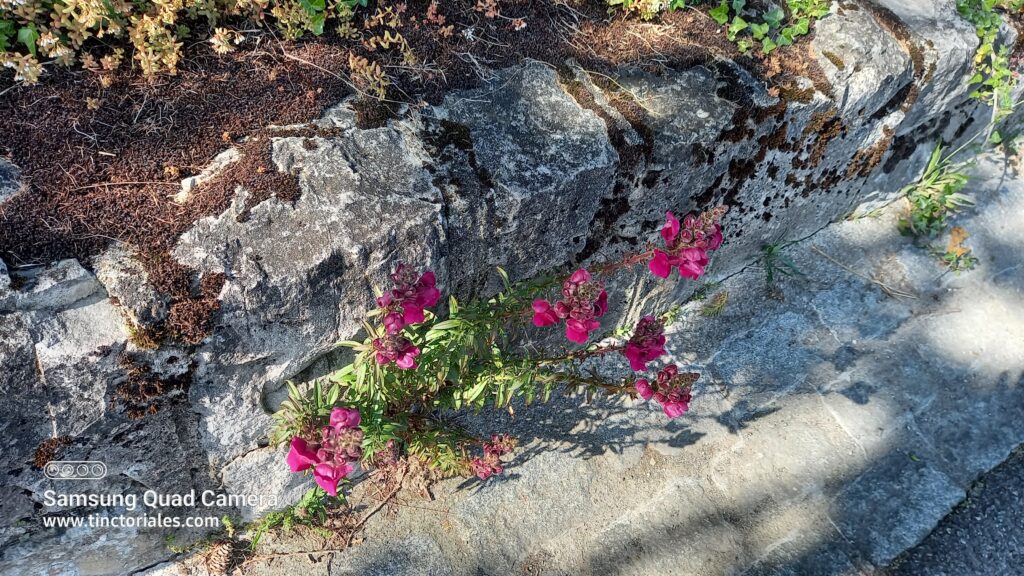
[{"x1": 810, "y1": 245, "x2": 918, "y2": 300}]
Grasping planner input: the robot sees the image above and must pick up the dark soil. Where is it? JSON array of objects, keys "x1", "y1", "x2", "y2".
[{"x1": 0, "y1": 0, "x2": 826, "y2": 343}]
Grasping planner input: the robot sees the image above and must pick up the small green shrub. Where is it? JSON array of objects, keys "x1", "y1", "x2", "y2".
[{"x1": 898, "y1": 142, "x2": 973, "y2": 239}]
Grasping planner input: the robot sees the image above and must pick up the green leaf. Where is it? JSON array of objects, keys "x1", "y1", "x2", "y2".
[
  {"x1": 309, "y1": 12, "x2": 326, "y2": 35},
  {"x1": 0, "y1": 21, "x2": 14, "y2": 52},
  {"x1": 464, "y1": 380, "x2": 488, "y2": 403},
  {"x1": 763, "y1": 7, "x2": 785, "y2": 28},
  {"x1": 709, "y1": 1, "x2": 731, "y2": 25},
  {"x1": 17, "y1": 24, "x2": 38, "y2": 57},
  {"x1": 727, "y1": 15, "x2": 748, "y2": 40},
  {"x1": 495, "y1": 266, "x2": 512, "y2": 291},
  {"x1": 761, "y1": 36, "x2": 778, "y2": 54},
  {"x1": 299, "y1": 0, "x2": 326, "y2": 13},
  {"x1": 731, "y1": 0, "x2": 746, "y2": 12},
  {"x1": 791, "y1": 17, "x2": 810, "y2": 36},
  {"x1": 430, "y1": 319, "x2": 463, "y2": 331},
  {"x1": 750, "y1": 22, "x2": 769, "y2": 40}
]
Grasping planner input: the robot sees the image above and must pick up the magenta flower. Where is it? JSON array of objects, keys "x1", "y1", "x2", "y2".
[
  {"x1": 635, "y1": 364, "x2": 698, "y2": 419},
  {"x1": 286, "y1": 437, "x2": 319, "y2": 472},
  {"x1": 649, "y1": 207, "x2": 727, "y2": 280},
  {"x1": 531, "y1": 299, "x2": 559, "y2": 327},
  {"x1": 635, "y1": 378, "x2": 654, "y2": 400},
  {"x1": 373, "y1": 334, "x2": 421, "y2": 370},
  {"x1": 313, "y1": 462, "x2": 354, "y2": 496},
  {"x1": 470, "y1": 457, "x2": 502, "y2": 480},
  {"x1": 285, "y1": 407, "x2": 364, "y2": 496},
  {"x1": 376, "y1": 264, "x2": 442, "y2": 334},
  {"x1": 329, "y1": 407, "x2": 361, "y2": 430},
  {"x1": 661, "y1": 395, "x2": 691, "y2": 418},
  {"x1": 532, "y1": 269, "x2": 609, "y2": 344},
  {"x1": 623, "y1": 315, "x2": 666, "y2": 371},
  {"x1": 469, "y1": 434, "x2": 515, "y2": 480}
]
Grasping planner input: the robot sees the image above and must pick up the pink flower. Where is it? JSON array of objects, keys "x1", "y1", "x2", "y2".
[
  {"x1": 470, "y1": 457, "x2": 498, "y2": 480},
  {"x1": 395, "y1": 345, "x2": 420, "y2": 369},
  {"x1": 285, "y1": 407, "x2": 364, "y2": 496},
  {"x1": 376, "y1": 264, "x2": 442, "y2": 334},
  {"x1": 329, "y1": 407, "x2": 361, "y2": 430},
  {"x1": 635, "y1": 378, "x2": 654, "y2": 400},
  {"x1": 469, "y1": 434, "x2": 515, "y2": 480},
  {"x1": 313, "y1": 462, "x2": 354, "y2": 496},
  {"x1": 532, "y1": 299, "x2": 559, "y2": 327},
  {"x1": 533, "y1": 269, "x2": 609, "y2": 344},
  {"x1": 623, "y1": 315, "x2": 666, "y2": 371},
  {"x1": 382, "y1": 310, "x2": 405, "y2": 335},
  {"x1": 649, "y1": 207, "x2": 727, "y2": 281},
  {"x1": 373, "y1": 334, "x2": 421, "y2": 370},
  {"x1": 565, "y1": 317, "x2": 600, "y2": 344},
  {"x1": 662, "y1": 399, "x2": 689, "y2": 418},
  {"x1": 634, "y1": 364, "x2": 698, "y2": 419},
  {"x1": 286, "y1": 437, "x2": 319, "y2": 472}
]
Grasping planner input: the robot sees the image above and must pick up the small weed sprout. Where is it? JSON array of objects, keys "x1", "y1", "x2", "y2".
[
  {"x1": 700, "y1": 291, "x2": 729, "y2": 317},
  {"x1": 760, "y1": 240, "x2": 802, "y2": 291}
]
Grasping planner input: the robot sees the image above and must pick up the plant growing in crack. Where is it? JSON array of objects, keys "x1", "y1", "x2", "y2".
[
  {"x1": 271, "y1": 206, "x2": 728, "y2": 499},
  {"x1": 898, "y1": 142, "x2": 974, "y2": 240},
  {"x1": 759, "y1": 239, "x2": 802, "y2": 294}
]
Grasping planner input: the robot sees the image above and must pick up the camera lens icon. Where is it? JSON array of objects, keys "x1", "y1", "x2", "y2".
[{"x1": 44, "y1": 461, "x2": 107, "y2": 480}]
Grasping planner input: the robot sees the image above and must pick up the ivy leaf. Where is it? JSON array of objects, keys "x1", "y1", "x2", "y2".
[
  {"x1": 791, "y1": 17, "x2": 811, "y2": 36},
  {"x1": 17, "y1": 24, "x2": 38, "y2": 56},
  {"x1": 299, "y1": 0, "x2": 326, "y2": 14},
  {"x1": 731, "y1": 0, "x2": 746, "y2": 12},
  {"x1": 308, "y1": 12, "x2": 325, "y2": 35},
  {"x1": 763, "y1": 7, "x2": 785, "y2": 28},
  {"x1": 737, "y1": 39, "x2": 752, "y2": 54},
  {"x1": 761, "y1": 36, "x2": 778, "y2": 54},
  {"x1": 727, "y1": 15, "x2": 748, "y2": 40},
  {"x1": 750, "y1": 22, "x2": 770, "y2": 40},
  {"x1": 0, "y1": 20, "x2": 14, "y2": 51},
  {"x1": 709, "y1": 1, "x2": 730, "y2": 25}
]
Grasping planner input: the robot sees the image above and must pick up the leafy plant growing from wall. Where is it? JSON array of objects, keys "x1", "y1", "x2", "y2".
[{"x1": 272, "y1": 207, "x2": 729, "y2": 498}]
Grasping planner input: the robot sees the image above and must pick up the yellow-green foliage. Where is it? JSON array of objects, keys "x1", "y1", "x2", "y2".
[{"x1": 0, "y1": 0, "x2": 367, "y2": 83}]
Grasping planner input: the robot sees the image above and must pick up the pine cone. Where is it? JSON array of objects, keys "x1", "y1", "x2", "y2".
[{"x1": 203, "y1": 540, "x2": 233, "y2": 575}]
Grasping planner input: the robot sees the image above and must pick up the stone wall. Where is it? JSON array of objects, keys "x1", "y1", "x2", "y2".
[{"x1": 0, "y1": 1, "x2": 1017, "y2": 573}]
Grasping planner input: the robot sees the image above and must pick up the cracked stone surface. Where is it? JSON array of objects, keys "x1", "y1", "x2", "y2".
[{"x1": 144, "y1": 153, "x2": 1023, "y2": 575}]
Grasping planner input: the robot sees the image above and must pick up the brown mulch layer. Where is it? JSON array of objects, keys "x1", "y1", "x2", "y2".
[{"x1": 0, "y1": 0, "x2": 824, "y2": 343}]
